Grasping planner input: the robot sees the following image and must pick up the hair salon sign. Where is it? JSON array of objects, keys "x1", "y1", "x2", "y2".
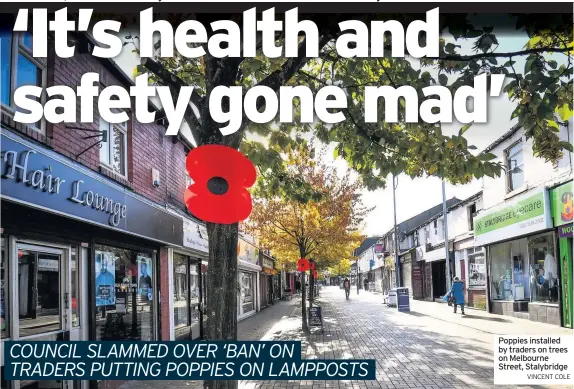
[{"x1": 1, "y1": 132, "x2": 183, "y2": 245}]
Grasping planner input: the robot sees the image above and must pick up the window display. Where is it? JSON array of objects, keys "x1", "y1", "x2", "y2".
[
  {"x1": 95, "y1": 244, "x2": 155, "y2": 341},
  {"x1": 490, "y1": 243, "x2": 512, "y2": 300},
  {"x1": 173, "y1": 253, "x2": 189, "y2": 328},
  {"x1": 529, "y1": 233, "x2": 558, "y2": 304},
  {"x1": 468, "y1": 247, "x2": 486, "y2": 288},
  {"x1": 239, "y1": 271, "x2": 255, "y2": 315}
]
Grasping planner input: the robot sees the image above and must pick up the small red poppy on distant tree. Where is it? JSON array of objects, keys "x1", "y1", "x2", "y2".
[
  {"x1": 312, "y1": 270, "x2": 318, "y2": 279},
  {"x1": 297, "y1": 258, "x2": 310, "y2": 272},
  {"x1": 309, "y1": 262, "x2": 316, "y2": 271},
  {"x1": 185, "y1": 145, "x2": 257, "y2": 224}
]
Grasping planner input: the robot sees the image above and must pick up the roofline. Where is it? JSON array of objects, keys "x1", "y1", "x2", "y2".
[
  {"x1": 482, "y1": 123, "x2": 522, "y2": 154},
  {"x1": 404, "y1": 191, "x2": 483, "y2": 235}
]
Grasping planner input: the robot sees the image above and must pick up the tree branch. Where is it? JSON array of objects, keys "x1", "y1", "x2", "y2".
[
  {"x1": 141, "y1": 57, "x2": 205, "y2": 118},
  {"x1": 432, "y1": 47, "x2": 572, "y2": 62}
]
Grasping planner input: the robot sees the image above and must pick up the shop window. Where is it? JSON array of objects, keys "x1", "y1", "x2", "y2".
[
  {"x1": 506, "y1": 141, "x2": 524, "y2": 192},
  {"x1": 468, "y1": 247, "x2": 486, "y2": 288},
  {"x1": 490, "y1": 243, "x2": 512, "y2": 300},
  {"x1": 239, "y1": 271, "x2": 255, "y2": 316},
  {"x1": 100, "y1": 118, "x2": 128, "y2": 178},
  {"x1": 468, "y1": 203, "x2": 477, "y2": 231},
  {"x1": 529, "y1": 234, "x2": 558, "y2": 304},
  {"x1": 0, "y1": 26, "x2": 46, "y2": 133},
  {"x1": 18, "y1": 249, "x2": 61, "y2": 337},
  {"x1": 1, "y1": 238, "x2": 7, "y2": 339},
  {"x1": 95, "y1": 245, "x2": 155, "y2": 341},
  {"x1": 173, "y1": 253, "x2": 189, "y2": 328}
]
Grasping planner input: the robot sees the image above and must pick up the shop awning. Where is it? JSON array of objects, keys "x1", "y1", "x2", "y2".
[{"x1": 423, "y1": 247, "x2": 446, "y2": 263}]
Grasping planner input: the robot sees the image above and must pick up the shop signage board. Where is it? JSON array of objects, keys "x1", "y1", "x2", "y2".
[
  {"x1": 307, "y1": 306, "x2": 324, "y2": 332},
  {"x1": 0, "y1": 132, "x2": 184, "y2": 246},
  {"x1": 183, "y1": 218, "x2": 209, "y2": 253},
  {"x1": 473, "y1": 187, "x2": 552, "y2": 246},
  {"x1": 262, "y1": 256, "x2": 274, "y2": 269},
  {"x1": 550, "y1": 181, "x2": 573, "y2": 227},
  {"x1": 238, "y1": 238, "x2": 259, "y2": 265},
  {"x1": 558, "y1": 224, "x2": 573, "y2": 238}
]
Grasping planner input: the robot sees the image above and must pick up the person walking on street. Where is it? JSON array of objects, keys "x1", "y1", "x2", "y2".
[
  {"x1": 295, "y1": 279, "x2": 301, "y2": 295},
  {"x1": 363, "y1": 278, "x2": 368, "y2": 291},
  {"x1": 447, "y1": 277, "x2": 465, "y2": 314},
  {"x1": 344, "y1": 278, "x2": 351, "y2": 299}
]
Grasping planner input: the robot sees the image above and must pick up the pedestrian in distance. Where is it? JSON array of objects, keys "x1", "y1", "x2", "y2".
[
  {"x1": 295, "y1": 279, "x2": 301, "y2": 295},
  {"x1": 446, "y1": 277, "x2": 465, "y2": 314},
  {"x1": 344, "y1": 277, "x2": 351, "y2": 299}
]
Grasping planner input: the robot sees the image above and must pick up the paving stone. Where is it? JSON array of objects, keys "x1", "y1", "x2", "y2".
[{"x1": 119, "y1": 287, "x2": 568, "y2": 389}]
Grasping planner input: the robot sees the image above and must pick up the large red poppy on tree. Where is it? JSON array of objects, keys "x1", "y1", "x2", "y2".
[{"x1": 185, "y1": 145, "x2": 257, "y2": 224}]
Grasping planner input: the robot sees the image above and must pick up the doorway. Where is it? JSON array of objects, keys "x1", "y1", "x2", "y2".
[
  {"x1": 431, "y1": 260, "x2": 447, "y2": 299},
  {"x1": 12, "y1": 240, "x2": 85, "y2": 389}
]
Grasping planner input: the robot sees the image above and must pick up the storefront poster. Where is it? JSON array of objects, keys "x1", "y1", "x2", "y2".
[
  {"x1": 95, "y1": 251, "x2": 116, "y2": 307},
  {"x1": 550, "y1": 181, "x2": 573, "y2": 227},
  {"x1": 137, "y1": 255, "x2": 153, "y2": 301},
  {"x1": 474, "y1": 188, "x2": 552, "y2": 246},
  {"x1": 559, "y1": 238, "x2": 573, "y2": 328}
]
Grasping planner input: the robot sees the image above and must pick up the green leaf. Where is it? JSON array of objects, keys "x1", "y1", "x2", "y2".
[
  {"x1": 468, "y1": 145, "x2": 478, "y2": 150},
  {"x1": 557, "y1": 104, "x2": 573, "y2": 121},
  {"x1": 479, "y1": 152, "x2": 497, "y2": 162},
  {"x1": 439, "y1": 74, "x2": 448, "y2": 86},
  {"x1": 546, "y1": 120, "x2": 559, "y2": 130},
  {"x1": 458, "y1": 122, "x2": 473, "y2": 136},
  {"x1": 560, "y1": 141, "x2": 574, "y2": 153}
]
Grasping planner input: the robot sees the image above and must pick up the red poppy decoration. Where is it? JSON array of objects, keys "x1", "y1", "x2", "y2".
[
  {"x1": 297, "y1": 258, "x2": 310, "y2": 272},
  {"x1": 312, "y1": 270, "x2": 318, "y2": 279},
  {"x1": 309, "y1": 262, "x2": 316, "y2": 271},
  {"x1": 185, "y1": 145, "x2": 257, "y2": 224}
]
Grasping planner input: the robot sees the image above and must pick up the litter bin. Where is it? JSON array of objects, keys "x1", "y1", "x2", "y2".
[
  {"x1": 396, "y1": 287, "x2": 410, "y2": 312},
  {"x1": 387, "y1": 288, "x2": 397, "y2": 307}
]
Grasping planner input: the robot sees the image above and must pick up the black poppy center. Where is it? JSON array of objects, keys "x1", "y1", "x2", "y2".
[{"x1": 207, "y1": 176, "x2": 229, "y2": 195}]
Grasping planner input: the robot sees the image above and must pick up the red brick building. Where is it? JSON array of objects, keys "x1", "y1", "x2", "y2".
[{"x1": 0, "y1": 23, "x2": 212, "y2": 389}]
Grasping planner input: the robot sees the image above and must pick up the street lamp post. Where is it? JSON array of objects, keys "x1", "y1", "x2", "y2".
[
  {"x1": 357, "y1": 260, "x2": 360, "y2": 295},
  {"x1": 392, "y1": 174, "x2": 401, "y2": 288},
  {"x1": 442, "y1": 180, "x2": 452, "y2": 290}
]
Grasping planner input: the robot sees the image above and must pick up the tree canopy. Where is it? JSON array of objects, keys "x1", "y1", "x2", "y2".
[
  {"x1": 247, "y1": 145, "x2": 365, "y2": 269},
  {"x1": 137, "y1": 12, "x2": 573, "y2": 191}
]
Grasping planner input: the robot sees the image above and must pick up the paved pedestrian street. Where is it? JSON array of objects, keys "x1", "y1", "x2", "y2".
[{"x1": 119, "y1": 287, "x2": 573, "y2": 389}]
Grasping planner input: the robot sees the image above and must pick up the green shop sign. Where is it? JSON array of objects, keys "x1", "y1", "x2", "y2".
[
  {"x1": 474, "y1": 188, "x2": 552, "y2": 246},
  {"x1": 550, "y1": 181, "x2": 573, "y2": 227}
]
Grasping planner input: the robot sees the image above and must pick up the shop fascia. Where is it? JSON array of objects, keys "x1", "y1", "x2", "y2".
[
  {"x1": 473, "y1": 186, "x2": 553, "y2": 246},
  {"x1": 1, "y1": 132, "x2": 183, "y2": 245}
]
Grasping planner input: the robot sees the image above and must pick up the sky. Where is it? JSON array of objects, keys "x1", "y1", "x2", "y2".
[{"x1": 111, "y1": 13, "x2": 552, "y2": 237}]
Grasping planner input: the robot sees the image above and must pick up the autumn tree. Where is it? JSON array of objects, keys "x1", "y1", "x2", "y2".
[
  {"x1": 248, "y1": 146, "x2": 366, "y2": 331},
  {"x1": 135, "y1": 10, "x2": 572, "y2": 389}
]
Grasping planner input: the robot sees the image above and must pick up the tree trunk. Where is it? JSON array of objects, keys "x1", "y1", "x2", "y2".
[
  {"x1": 204, "y1": 222, "x2": 239, "y2": 389},
  {"x1": 301, "y1": 272, "x2": 309, "y2": 332},
  {"x1": 309, "y1": 271, "x2": 315, "y2": 307}
]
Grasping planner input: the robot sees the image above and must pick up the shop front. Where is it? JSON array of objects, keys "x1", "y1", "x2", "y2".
[
  {"x1": 474, "y1": 187, "x2": 558, "y2": 324},
  {"x1": 0, "y1": 131, "x2": 183, "y2": 389},
  {"x1": 423, "y1": 247, "x2": 448, "y2": 300},
  {"x1": 260, "y1": 252, "x2": 275, "y2": 308},
  {"x1": 168, "y1": 215, "x2": 209, "y2": 340},
  {"x1": 550, "y1": 181, "x2": 573, "y2": 328},
  {"x1": 237, "y1": 237, "x2": 260, "y2": 320}
]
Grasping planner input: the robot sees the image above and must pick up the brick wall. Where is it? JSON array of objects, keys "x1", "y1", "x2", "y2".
[
  {"x1": 468, "y1": 289, "x2": 487, "y2": 310},
  {"x1": 2, "y1": 41, "x2": 189, "y2": 212}
]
